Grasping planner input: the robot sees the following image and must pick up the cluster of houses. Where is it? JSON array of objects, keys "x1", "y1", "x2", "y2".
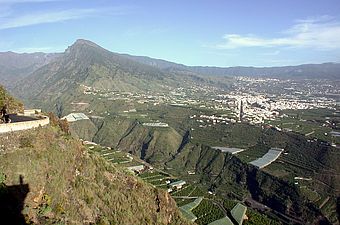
[{"x1": 80, "y1": 78, "x2": 337, "y2": 127}]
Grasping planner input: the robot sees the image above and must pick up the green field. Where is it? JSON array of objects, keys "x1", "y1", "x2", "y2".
[
  {"x1": 266, "y1": 108, "x2": 340, "y2": 144},
  {"x1": 244, "y1": 209, "x2": 282, "y2": 225},
  {"x1": 138, "y1": 170, "x2": 171, "y2": 189},
  {"x1": 87, "y1": 146, "x2": 133, "y2": 164},
  {"x1": 192, "y1": 199, "x2": 225, "y2": 225},
  {"x1": 171, "y1": 185, "x2": 196, "y2": 196},
  {"x1": 74, "y1": 102, "x2": 339, "y2": 224}
]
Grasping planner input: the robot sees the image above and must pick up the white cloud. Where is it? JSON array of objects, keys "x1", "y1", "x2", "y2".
[
  {"x1": 0, "y1": 7, "x2": 127, "y2": 30},
  {"x1": 0, "y1": 0, "x2": 64, "y2": 3},
  {"x1": 0, "y1": 9, "x2": 96, "y2": 30},
  {"x1": 216, "y1": 16, "x2": 340, "y2": 50}
]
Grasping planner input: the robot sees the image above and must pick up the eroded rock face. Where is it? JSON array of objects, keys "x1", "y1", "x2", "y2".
[{"x1": 155, "y1": 189, "x2": 181, "y2": 224}]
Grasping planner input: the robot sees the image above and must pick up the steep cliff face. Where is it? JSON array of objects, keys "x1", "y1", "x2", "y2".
[
  {"x1": 166, "y1": 143, "x2": 329, "y2": 224},
  {"x1": 0, "y1": 125, "x2": 191, "y2": 225}
]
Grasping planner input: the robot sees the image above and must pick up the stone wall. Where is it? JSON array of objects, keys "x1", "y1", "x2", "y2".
[{"x1": 0, "y1": 116, "x2": 49, "y2": 134}]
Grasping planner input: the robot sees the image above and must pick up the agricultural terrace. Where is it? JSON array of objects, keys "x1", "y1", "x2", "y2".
[
  {"x1": 138, "y1": 171, "x2": 171, "y2": 189},
  {"x1": 266, "y1": 108, "x2": 340, "y2": 145},
  {"x1": 86, "y1": 144, "x2": 142, "y2": 167},
  {"x1": 170, "y1": 184, "x2": 237, "y2": 225},
  {"x1": 83, "y1": 143, "x2": 284, "y2": 225},
  {"x1": 85, "y1": 142, "x2": 282, "y2": 225}
]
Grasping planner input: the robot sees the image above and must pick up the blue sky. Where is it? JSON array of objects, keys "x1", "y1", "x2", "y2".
[{"x1": 0, "y1": 0, "x2": 340, "y2": 67}]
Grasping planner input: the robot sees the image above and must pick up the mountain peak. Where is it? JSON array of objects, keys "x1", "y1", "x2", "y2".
[
  {"x1": 73, "y1": 39, "x2": 99, "y2": 47},
  {"x1": 65, "y1": 39, "x2": 104, "y2": 55}
]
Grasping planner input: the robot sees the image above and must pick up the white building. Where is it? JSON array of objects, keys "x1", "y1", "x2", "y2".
[
  {"x1": 169, "y1": 180, "x2": 186, "y2": 189},
  {"x1": 127, "y1": 165, "x2": 145, "y2": 173},
  {"x1": 62, "y1": 113, "x2": 89, "y2": 122}
]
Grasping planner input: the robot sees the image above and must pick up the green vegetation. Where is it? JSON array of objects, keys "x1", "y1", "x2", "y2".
[
  {"x1": 244, "y1": 209, "x2": 281, "y2": 225},
  {"x1": 88, "y1": 145, "x2": 133, "y2": 164},
  {"x1": 12, "y1": 39, "x2": 206, "y2": 116},
  {"x1": 266, "y1": 108, "x2": 340, "y2": 144},
  {"x1": 222, "y1": 199, "x2": 237, "y2": 211},
  {"x1": 179, "y1": 197, "x2": 203, "y2": 221},
  {"x1": 191, "y1": 123, "x2": 262, "y2": 148},
  {"x1": 69, "y1": 111, "x2": 337, "y2": 224},
  {"x1": 139, "y1": 171, "x2": 164, "y2": 178},
  {"x1": 181, "y1": 197, "x2": 203, "y2": 212},
  {"x1": 0, "y1": 172, "x2": 5, "y2": 194},
  {"x1": 2, "y1": 39, "x2": 339, "y2": 224},
  {"x1": 192, "y1": 199, "x2": 225, "y2": 225},
  {"x1": 0, "y1": 172, "x2": 5, "y2": 183},
  {"x1": 10, "y1": 39, "x2": 337, "y2": 224},
  {"x1": 0, "y1": 125, "x2": 192, "y2": 225},
  {"x1": 69, "y1": 100, "x2": 339, "y2": 225},
  {"x1": 299, "y1": 186, "x2": 320, "y2": 202},
  {"x1": 318, "y1": 197, "x2": 339, "y2": 224},
  {"x1": 189, "y1": 187, "x2": 210, "y2": 198},
  {"x1": 171, "y1": 185, "x2": 196, "y2": 197},
  {"x1": 138, "y1": 171, "x2": 170, "y2": 189}
]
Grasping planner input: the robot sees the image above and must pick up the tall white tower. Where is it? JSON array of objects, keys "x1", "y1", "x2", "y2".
[{"x1": 238, "y1": 99, "x2": 243, "y2": 122}]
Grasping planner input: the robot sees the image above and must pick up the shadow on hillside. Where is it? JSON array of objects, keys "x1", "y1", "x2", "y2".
[{"x1": 0, "y1": 175, "x2": 30, "y2": 225}]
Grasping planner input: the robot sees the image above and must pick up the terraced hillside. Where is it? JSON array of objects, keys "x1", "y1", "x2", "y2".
[
  {"x1": 69, "y1": 114, "x2": 336, "y2": 224},
  {"x1": 4, "y1": 39, "x2": 338, "y2": 224},
  {"x1": 0, "y1": 123, "x2": 192, "y2": 225}
]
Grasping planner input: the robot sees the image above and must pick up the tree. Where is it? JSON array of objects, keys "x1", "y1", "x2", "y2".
[{"x1": 55, "y1": 98, "x2": 64, "y2": 118}]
